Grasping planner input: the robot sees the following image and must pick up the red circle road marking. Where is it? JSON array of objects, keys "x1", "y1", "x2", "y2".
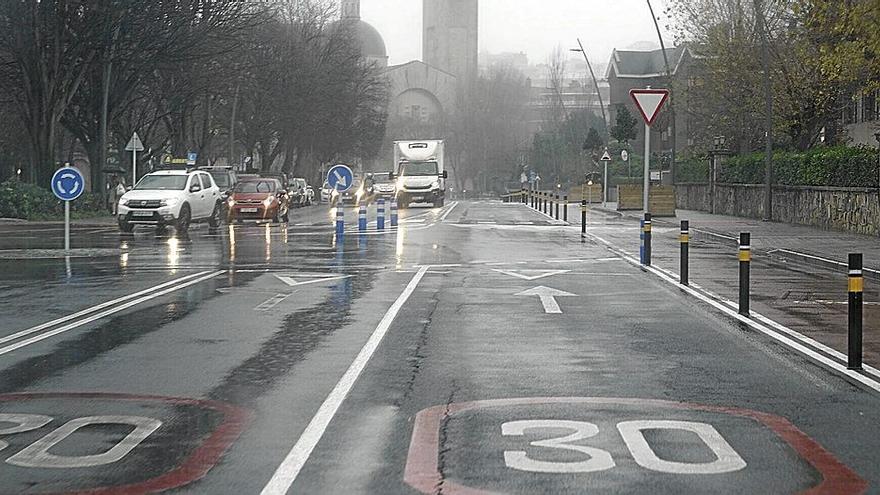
[
  {"x1": 403, "y1": 397, "x2": 867, "y2": 495},
  {"x1": 0, "y1": 392, "x2": 250, "y2": 495}
]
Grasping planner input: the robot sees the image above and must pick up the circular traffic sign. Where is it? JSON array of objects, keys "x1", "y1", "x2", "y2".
[
  {"x1": 51, "y1": 167, "x2": 85, "y2": 201},
  {"x1": 621, "y1": 150, "x2": 629, "y2": 162},
  {"x1": 327, "y1": 164, "x2": 355, "y2": 193}
]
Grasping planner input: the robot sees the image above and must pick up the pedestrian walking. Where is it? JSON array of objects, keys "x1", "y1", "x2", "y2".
[{"x1": 109, "y1": 175, "x2": 125, "y2": 216}]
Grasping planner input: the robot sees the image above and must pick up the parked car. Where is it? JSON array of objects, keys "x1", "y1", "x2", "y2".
[
  {"x1": 117, "y1": 168, "x2": 222, "y2": 233},
  {"x1": 227, "y1": 177, "x2": 290, "y2": 223}
]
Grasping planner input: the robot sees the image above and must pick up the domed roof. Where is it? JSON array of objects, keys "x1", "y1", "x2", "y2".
[{"x1": 334, "y1": 19, "x2": 387, "y2": 59}]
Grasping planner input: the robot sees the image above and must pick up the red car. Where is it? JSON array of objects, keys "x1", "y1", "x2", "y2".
[{"x1": 226, "y1": 178, "x2": 290, "y2": 223}]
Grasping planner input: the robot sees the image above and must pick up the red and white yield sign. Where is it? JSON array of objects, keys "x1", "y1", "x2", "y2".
[{"x1": 630, "y1": 88, "x2": 670, "y2": 127}]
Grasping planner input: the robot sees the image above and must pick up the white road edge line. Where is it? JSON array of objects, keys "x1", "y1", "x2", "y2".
[
  {"x1": 0, "y1": 271, "x2": 213, "y2": 346},
  {"x1": 0, "y1": 271, "x2": 224, "y2": 357},
  {"x1": 261, "y1": 265, "x2": 431, "y2": 495},
  {"x1": 584, "y1": 232, "x2": 880, "y2": 393}
]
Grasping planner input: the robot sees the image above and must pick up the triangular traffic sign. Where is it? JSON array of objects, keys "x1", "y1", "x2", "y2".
[
  {"x1": 600, "y1": 149, "x2": 612, "y2": 161},
  {"x1": 125, "y1": 132, "x2": 145, "y2": 152},
  {"x1": 630, "y1": 89, "x2": 669, "y2": 127}
]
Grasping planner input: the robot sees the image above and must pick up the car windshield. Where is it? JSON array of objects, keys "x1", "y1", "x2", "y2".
[
  {"x1": 235, "y1": 181, "x2": 276, "y2": 193},
  {"x1": 134, "y1": 175, "x2": 187, "y2": 191},
  {"x1": 372, "y1": 173, "x2": 393, "y2": 183},
  {"x1": 400, "y1": 161, "x2": 438, "y2": 176},
  {"x1": 210, "y1": 172, "x2": 230, "y2": 188}
]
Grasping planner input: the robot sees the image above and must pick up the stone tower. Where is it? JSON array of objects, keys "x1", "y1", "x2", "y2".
[
  {"x1": 341, "y1": 0, "x2": 360, "y2": 19},
  {"x1": 423, "y1": 0, "x2": 479, "y2": 84}
]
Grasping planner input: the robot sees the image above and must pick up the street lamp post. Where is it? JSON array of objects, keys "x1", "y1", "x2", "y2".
[{"x1": 570, "y1": 40, "x2": 608, "y2": 135}]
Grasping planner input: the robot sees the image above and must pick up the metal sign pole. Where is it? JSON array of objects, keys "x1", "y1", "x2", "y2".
[
  {"x1": 643, "y1": 122, "x2": 651, "y2": 215},
  {"x1": 133, "y1": 147, "x2": 137, "y2": 184},
  {"x1": 65, "y1": 200, "x2": 70, "y2": 252}
]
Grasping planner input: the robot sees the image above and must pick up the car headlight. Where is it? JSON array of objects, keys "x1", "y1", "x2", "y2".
[
  {"x1": 227, "y1": 197, "x2": 236, "y2": 207},
  {"x1": 121, "y1": 199, "x2": 130, "y2": 206},
  {"x1": 263, "y1": 197, "x2": 274, "y2": 207},
  {"x1": 431, "y1": 181, "x2": 440, "y2": 189}
]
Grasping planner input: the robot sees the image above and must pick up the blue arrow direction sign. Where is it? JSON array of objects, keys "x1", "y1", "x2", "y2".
[
  {"x1": 51, "y1": 167, "x2": 85, "y2": 201},
  {"x1": 327, "y1": 164, "x2": 354, "y2": 192}
]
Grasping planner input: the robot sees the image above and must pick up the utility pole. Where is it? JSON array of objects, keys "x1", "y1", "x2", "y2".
[
  {"x1": 755, "y1": 0, "x2": 773, "y2": 221},
  {"x1": 646, "y1": 0, "x2": 676, "y2": 184}
]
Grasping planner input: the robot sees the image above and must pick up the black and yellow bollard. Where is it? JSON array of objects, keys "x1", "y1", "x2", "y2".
[
  {"x1": 581, "y1": 200, "x2": 587, "y2": 236},
  {"x1": 680, "y1": 220, "x2": 689, "y2": 286},
  {"x1": 643, "y1": 213, "x2": 652, "y2": 267},
  {"x1": 848, "y1": 253, "x2": 864, "y2": 370},
  {"x1": 739, "y1": 233, "x2": 751, "y2": 316},
  {"x1": 563, "y1": 195, "x2": 568, "y2": 222}
]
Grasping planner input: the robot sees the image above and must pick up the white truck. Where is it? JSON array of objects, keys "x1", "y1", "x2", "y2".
[{"x1": 392, "y1": 140, "x2": 448, "y2": 208}]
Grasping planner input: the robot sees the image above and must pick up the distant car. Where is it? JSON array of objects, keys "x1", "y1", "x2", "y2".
[
  {"x1": 331, "y1": 178, "x2": 368, "y2": 206},
  {"x1": 201, "y1": 166, "x2": 238, "y2": 216},
  {"x1": 320, "y1": 182, "x2": 334, "y2": 203},
  {"x1": 117, "y1": 168, "x2": 222, "y2": 233},
  {"x1": 290, "y1": 178, "x2": 311, "y2": 207},
  {"x1": 369, "y1": 172, "x2": 396, "y2": 199},
  {"x1": 227, "y1": 178, "x2": 290, "y2": 223}
]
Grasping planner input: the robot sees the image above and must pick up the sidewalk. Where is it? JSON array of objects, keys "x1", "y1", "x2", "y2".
[
  {"x1": 0, "y1": 214, "x2": 115, "y2": 227},
  {"x1": 604, "y1": 208, "x2": 880, "y2": 277}
]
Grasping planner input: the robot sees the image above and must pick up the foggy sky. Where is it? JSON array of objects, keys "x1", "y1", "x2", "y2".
[{"x1": 361, "y1": 0, "x2": 674, "y2": 67}]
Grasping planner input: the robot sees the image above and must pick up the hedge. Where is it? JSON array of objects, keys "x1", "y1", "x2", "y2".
[
  {"x1": 0, "y1": 179, "x2": 108, "y2": 220},
  {"x1": 717, "y1": 146, "x2": 879, "y2": 187}
]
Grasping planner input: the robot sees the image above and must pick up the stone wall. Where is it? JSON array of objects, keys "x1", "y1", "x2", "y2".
[{"x1": 676, "y1": 183, "x2": 880, "y2": 236}]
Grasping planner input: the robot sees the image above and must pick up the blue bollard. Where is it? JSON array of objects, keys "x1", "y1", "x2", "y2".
[
  {"x1": 639, "y1": 219, "x2": 645, "y2": 265},
  {"x1": 377, "y1": 199, "x2": 386, "y2": 230},
  {"x1": 336, "y1": 207, "x2": 344, "y2": 235},
  {"x1": 391, "y1": 199, "x2": 399, "y2": 227},
  {"x1": 359, "y1": 203, "x2": 367, "y2": 232}
]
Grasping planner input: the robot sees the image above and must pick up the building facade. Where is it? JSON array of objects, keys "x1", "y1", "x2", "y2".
[
  {"x1": 423, "y1": 0, "x2": 479, "y2": 86},
  {"x1": 606, "y1": 46, "x2": 695, "y2": 155}
]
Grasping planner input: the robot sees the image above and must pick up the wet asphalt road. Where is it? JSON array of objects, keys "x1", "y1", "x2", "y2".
[{"x1": 0, "y1": 200, "x2": 878, "y2": 494}]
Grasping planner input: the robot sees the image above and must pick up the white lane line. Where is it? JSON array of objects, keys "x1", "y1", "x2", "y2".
[
  {"x1": 255, "y1": 293, "x2": 293, "y2": 312},
  {"x1": 260, "y1": 266, "x2": 431, "y2": 495},
  {"x1": 0, "y1": 271, "x2": 224, "y2": 357},
  {"x1": 585, "y1": 232, "x2": 880, "y2": 393},
  {"x1": 440, "y1": 201, "x2": 459, "y2": 222},
  {"x1": 0, "y1": 271, "x2": 213, "y2": 346}
]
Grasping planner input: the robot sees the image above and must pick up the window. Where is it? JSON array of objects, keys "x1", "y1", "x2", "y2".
[
  {"x1": 134, "y1": 175, "x2": 187, "y2": 191},
  {"x1": 235, "y1": 181, "x2": 276, "y2": 193}
]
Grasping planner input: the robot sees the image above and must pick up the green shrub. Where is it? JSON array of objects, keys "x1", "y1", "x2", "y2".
[
  {"x1": 718, "y1": 146, "x2": 879, "y2": 187},
  {"x1": 676, "y1": 155, "x2": 710, "y2": 182},
  {"x1": 0, "y1": 179, "x2": 108, "y2": 220}
]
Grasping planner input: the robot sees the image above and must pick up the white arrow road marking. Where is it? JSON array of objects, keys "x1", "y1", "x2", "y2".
[
  {"x1": 494, "y1": 269, "x2": 571, "y2": 281},
  {"x1": 274, "y1": 274, "x2": 350, "y2": 287},
  {"x1": 516, "y1": 286, "x2": 577, "y2": 314}
]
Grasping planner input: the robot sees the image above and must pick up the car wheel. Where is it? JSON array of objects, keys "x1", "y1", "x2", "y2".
[
  {"x1": 118, "y1": 221, "x2": 134, "y2": 233},
  {"x1": 208, "y1": 203, "x2": 222, "y2": 228},
  {"x1": 176, "y1": 204, "x2": 191, "y2": 233}
]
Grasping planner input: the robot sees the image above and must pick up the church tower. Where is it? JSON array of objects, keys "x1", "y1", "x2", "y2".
[{"x1": 423, "y1": 0, "x2": 479, "y2": 85}]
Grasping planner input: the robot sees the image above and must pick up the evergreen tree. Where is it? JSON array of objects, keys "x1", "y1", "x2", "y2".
[{"x1": 611, "y1": 105, "x2": 638, "y2": 144}]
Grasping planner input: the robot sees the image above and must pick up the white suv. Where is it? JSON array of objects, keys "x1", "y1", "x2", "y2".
[{"x1": 117, "y1": 169, "x2": 222, "y2": 233}]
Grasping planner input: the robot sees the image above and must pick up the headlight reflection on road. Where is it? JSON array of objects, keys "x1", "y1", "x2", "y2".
[
  {"x1": 228, "y1": 225, "x2": 236, "y2": 262},
  {"x1": 265, "y1": 224, "x2": 272, "y2": 261},
  {"x1": 120, "y1": 252, "x2": 129, "y2": 269},
  {"x1": 396, "y1": 225, "x2": 406, "y2": 267},
  {"x1": 167, "y1": 237, "x2": 180, "y2": 271}
]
